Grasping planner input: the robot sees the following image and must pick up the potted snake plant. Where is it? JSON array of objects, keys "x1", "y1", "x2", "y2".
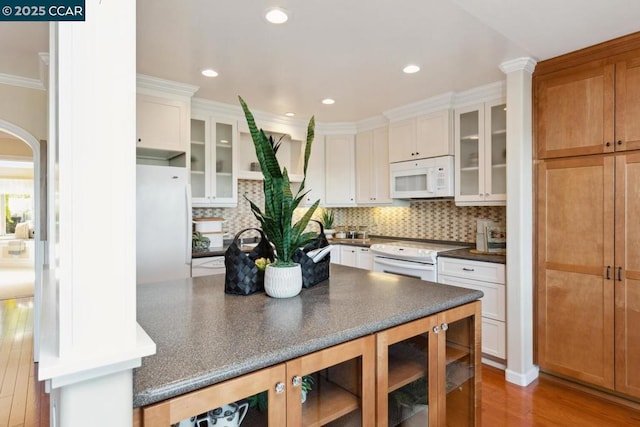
[{"x1": 239, "y1": 96, "x2": 320, "y2": 298}]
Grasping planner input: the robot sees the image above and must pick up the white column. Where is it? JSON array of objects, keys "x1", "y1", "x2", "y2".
[
  {"x1": 40, "y1": 1, "x2": 155, "y2": 426},
  {"x1": 499, "y1": 57, "x2": 539, "y2": 386}
]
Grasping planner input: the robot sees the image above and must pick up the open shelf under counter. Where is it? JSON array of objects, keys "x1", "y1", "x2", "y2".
[
  {"x1": 302, "y1": 376, "x2": 360, "y2": 427},
  {"x1": 445, "y1": 342, "x2": 470, "y2": 365},
  {"x1": 387, "y1": 355, "x2": 426, "y2": 393}
]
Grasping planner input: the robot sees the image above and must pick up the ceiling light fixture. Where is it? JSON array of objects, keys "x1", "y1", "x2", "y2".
[
  {"x1": 322, "y1": 98, "x2": 335, "y2": 105},
  {"x1": 403, "y1": 64, "x2": 420, "y2": 74},
  {"x1": 284, "y1": 112, "x2": 295, "y2": 117},
  {"x1": 201, "y1": 69, "x2": 218, "y2": 77},
  {"x1": 265, "y1": 8, "x2": 289, "y2": 24}
]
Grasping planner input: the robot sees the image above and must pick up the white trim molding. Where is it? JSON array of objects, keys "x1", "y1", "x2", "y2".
[
  {"x1": 355, "y1": 115, "x2": 389, "y2": 132},
  {"x1": 136, "y1": 74, "x2": 199, "y2": 100},
  {"x1": 506, "y1": 366, "x2": 540, "y2": 387},
  {"x1": 383, "y1": 91, "x2": 455, "y2": 122},
  {"x1": 0, "y1": 72, "x2": 45, "y2": 91},
  {"x1": 453, "y1": 80, "x2": 506, "y2": 108},
  {"x1": 500, "y1": 57, "x2": 538, "y2": 75}
]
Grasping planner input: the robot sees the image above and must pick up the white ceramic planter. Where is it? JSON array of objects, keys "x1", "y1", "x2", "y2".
[{"x1": 264, "y1": 263, "x2": 302, "y2": 298}]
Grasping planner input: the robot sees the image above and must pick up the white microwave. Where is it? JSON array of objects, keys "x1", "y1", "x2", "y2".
[{"x1": 390, "y1": 155, "x2": 454, "y2": 199}]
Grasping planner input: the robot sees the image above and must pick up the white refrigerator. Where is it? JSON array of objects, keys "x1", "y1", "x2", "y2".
[{"x1": 136, "y1": 164, "x2": 191, "y2": 284}]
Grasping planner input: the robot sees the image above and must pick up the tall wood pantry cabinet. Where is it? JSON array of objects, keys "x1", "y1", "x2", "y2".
[{"x1": 535, "y1": 32, "x2": 640, "y2": 400}]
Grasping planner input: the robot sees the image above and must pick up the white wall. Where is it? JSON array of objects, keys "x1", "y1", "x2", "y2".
[{"x1": 0, "y1": 84, "x2": 46, "y2": 141}]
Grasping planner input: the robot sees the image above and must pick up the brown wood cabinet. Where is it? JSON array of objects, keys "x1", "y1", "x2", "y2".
[
  {"x1": 375, "y1": 301, "x2": 481, "y2": 427},
  {"x1": 535, "y1": 31, "x2": 640, "y2": 402},
  {"x1": 537, "y1": 152, "x2": 640, "y2": 399},
  {"x1": 535, "y1": 44, "x2": 640, "y2": 159},
  {"x1": 135, "y1": 302, "x2": 480, "y2": 426}
]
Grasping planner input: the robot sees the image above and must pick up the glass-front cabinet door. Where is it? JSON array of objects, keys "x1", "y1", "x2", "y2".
[
  {"x1": 141, "y1": 364, "x2": 287, "y2": 426},
  {"x1": 190, "y1": 114, "x2": 238, "y2": 207},
  {"x1": 485, "y1": 101, "x2": 507, "y2": 202},
  {"x1": 455, "y1": 105, "x2": 484, "y2": 203},
  {"x1": 376, "y1": 316, "x2": 437, "y2": 426},
  {"x1": 376, "y1": 302, "x2": 481, "y2": 427},
  {"x1": 437, "y1": 302, "x2": 481, "y2": 426},
  {"x1": 287, "y1": 335, "x2": 375, "y2": 426},
  {"x1": 455, "y1": 100, "x2": 507, "y2": 205}
]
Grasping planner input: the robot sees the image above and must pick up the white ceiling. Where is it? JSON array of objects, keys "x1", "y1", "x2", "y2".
[{"x1": 1, "y1": 1, "x2": 640, "y2": 122}]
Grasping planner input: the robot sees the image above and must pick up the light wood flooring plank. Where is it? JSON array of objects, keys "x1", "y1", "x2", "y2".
[{"x1": 9, "y1": 310, "x2": 33, "y2": 426}]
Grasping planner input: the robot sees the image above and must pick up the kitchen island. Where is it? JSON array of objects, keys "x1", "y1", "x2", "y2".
[{"x1": 134, "y1": 264, "x2": 483, "y2": 426}]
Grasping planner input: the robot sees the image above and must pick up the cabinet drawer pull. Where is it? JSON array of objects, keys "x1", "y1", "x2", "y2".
[
  {"x1": 606, "y1": 265, "x2": 611, "y2": 280},
  {"x1": 275, "y1": 382, "x2": 285, "y2": 393},
  {"x1": 618, "y1": 267, "x2": 623, "y2": 281},
  {"x1": 292, "y1": 376, "x2": 302, "y2": 387},
  {"x1": 462, "y1": 267, "x2": 475, "y2": 272}
]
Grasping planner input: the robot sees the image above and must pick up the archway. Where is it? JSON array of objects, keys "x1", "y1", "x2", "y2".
[{"x1": 0, "y1": 119, "x2": 42, "y2": 361}]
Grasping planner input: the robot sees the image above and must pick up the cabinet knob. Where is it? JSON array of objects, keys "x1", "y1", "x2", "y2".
[
  {"x1": 415, "y1": 152, "x2": 419, "y2": 155},
  {"x1": 617, "y1": 140, "x2": 623, "y2": 146},
  {"x1": 441, "y1": 323, "x2": 449, "y2": 331},
  {"x1": 606, "y1": 141, "x2": 611, "y2": 147},
  {"x1": 485, "y1": 193, "x2": 490, "y2": 197},
  {"x1": 292, "y1": 376, "x2": 302, "y2": 387},
  {"x1": 275, "y1": 382, "x2": 285, "y2": 394},
  {"x1": 432, "y1": 325, "x2": 440, "y2": 334},
  {"x1": 411, "y1": 152, "x2": 415, "y2": 156}
]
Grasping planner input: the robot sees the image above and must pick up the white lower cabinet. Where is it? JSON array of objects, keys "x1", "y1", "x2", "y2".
[
  {"x1": 192, "y1": 256, "x2": 225, "y2": 277},
  {"x1": 437, "y1": 257, "x2": 506, "y2": 360},
  {"x1": 337, "y1": 245, "x2": 373, "y2": 270}
]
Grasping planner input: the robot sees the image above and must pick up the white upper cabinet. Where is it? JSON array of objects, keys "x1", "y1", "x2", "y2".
[
  {"x1": 137, "y1": 94, "x2": 190, "y2": 154},
  {"x1": 190, "y1": 114, "x2": 238, "y2": 207},
  {"x1": 302, "y1": 134, "x2": 326, "y2": 207},
  {"x1": 455, "y1": 99, "x2": 507, "y2": 205},
  {"x1": 388, "y1": 109, "x2": 453, "y2": 163},
  {"x1": 238, "y1": 130, "x2": 305, "y2": 182},
  {"x1": 325, "y1": 134, "x2": 356, "y2": 206},
  {"x1": 356, "y1": 127, "x2": 392, "y2": 204},
  {"x1": 136, "y1": 76, "x2": 198, "y2": 162}
]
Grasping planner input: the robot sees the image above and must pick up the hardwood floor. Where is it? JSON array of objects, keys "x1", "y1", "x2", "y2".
[
  {"x1": 1, "y1": 296, "x2": 640, "y2": 426},
  {"x1": 482, "y1": 365, "x2": 640, "y2": 426},
  {"x1": 0, "y1": 297, "x2": 48, "y2": 427}
]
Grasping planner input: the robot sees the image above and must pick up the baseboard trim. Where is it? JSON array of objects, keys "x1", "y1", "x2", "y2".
[
  {"x1": 505, "y1": 365, "x2": 539, "y2": 386},
  {"x1": 482, "y1": 357, "x2": 506, "y2": 370}
]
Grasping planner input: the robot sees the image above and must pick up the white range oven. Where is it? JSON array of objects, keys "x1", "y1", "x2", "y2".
[{"x1": 370, "y1": 241, "x2": 467, "y2": 282}]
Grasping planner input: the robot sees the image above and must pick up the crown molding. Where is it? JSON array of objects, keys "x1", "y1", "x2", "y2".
[
  {"x1": 315, "y1": 121, "x2": 357, "y2": 135},
  {"x1": 383, "y1": 91, "x2": 455, "y2": 122},
  {"x1": 0, "y1": 73, "x2": 45, "y2": 91},
  {"x1": 500, "y1": 57, "x2": 537, "y2": 75},
  {"x1": 355, "y1": 115, "x2": 389, "y2": 132},
  {"x1": 453, "y1": 80, "x2": 506, "y2": 108},
  {"x1": 136, "y1": 74, "x2": 199, "y2": 99}
]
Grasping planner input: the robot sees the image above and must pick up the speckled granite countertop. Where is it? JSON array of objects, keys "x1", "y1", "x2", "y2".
[
  {"x1": 437, "y1": 248, "x2": 506, "y2": 264},
  {"x1": 133, "y1": 264, "x2": 482, "y2": 408}
]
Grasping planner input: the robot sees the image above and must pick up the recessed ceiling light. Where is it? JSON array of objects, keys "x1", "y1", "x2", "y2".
[
  {"x1": 322, "y1": 98, "x2": 335, "y2": 105},
  {"x1": 284, "y1": 112, "x2": 295, "y2": 117},
  {"x1": 403, "y1": 64, "x2": 420, "y2": 74},
  {"x1": 201, "y1": 69, "x2": 218, "y2": 77},
  {"x1": 265, "y1": 8, "x2": 289, "y2": 24}
]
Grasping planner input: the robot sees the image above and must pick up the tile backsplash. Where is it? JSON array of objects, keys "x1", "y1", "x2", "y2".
[{"x1": 193, "y1": 180, "x2": 506, "y2": 243}]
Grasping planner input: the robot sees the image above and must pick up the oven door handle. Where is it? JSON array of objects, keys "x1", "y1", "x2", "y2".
[{"x1": 374, "y1": 257, "x2": 435, "y2": 271}]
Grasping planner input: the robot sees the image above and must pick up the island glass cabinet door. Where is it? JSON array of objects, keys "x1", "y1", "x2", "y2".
[
  {"x1": 140, "y1": 364, "x2": 287, "y2": 426},
  {"x1": 376, "y1": 301, "x2": 481, "y2": 427}
]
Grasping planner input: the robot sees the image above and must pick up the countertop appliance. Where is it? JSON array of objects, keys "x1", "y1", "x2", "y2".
[
  {"x1": 370, "y1": 241, "x2": 467, "y2": 282},
  {"x1": 390, "y1": 155, "x2": 454, "y2": 199},
  {"x1": 136, "y1": 164, "x2": 191, "y2": 284}
]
